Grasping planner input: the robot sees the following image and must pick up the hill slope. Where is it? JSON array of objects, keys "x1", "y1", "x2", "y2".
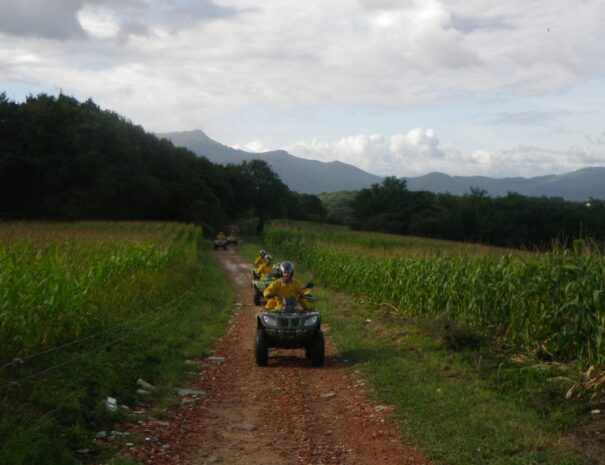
[
  {"x1": 404, "y1": 168, "x2": 605, "y2": 200},
  {"x1": 157, "y1": 130, "x2": 383, "y2": 194}
]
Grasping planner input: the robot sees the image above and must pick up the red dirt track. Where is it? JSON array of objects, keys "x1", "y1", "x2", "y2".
[{"x1": 126, "y1": 247, "x2": 429, "y2": 465}]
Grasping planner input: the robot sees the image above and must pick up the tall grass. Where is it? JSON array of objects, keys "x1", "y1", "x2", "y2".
[
  {"x1": 0, "y1": 222, "x2": 203, "y2": 364},
  {"x1": 265, "y1": 223, "x2": 605, "y2": 363},
  {"x1": 270, "y1": 220, "x2": 533, "y2": 259}
]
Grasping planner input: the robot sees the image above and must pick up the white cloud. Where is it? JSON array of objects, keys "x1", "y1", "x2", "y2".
[
  {"x1": 2, "y1": 0, "x2": 604, "y2": 131},
  {"x1": 286, "y1": 130, "x2": 605, "y2": 178},
  {"x1": 288, "y1": 129, "x2": 448, "y2": 176},
  {"x1": 78, "y1": 5, "x2": 120, "y2": 39},
  {"x1": 233, "y1": 140, "x2": 271, "y2": 153},
  {"x1": 390, "y1": 128, "x2": 444, "y2": 161}
]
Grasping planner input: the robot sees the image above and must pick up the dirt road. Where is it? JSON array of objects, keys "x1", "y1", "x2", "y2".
[{"x1": 128, "y1": 247, "x2": 429, "y2": 465}]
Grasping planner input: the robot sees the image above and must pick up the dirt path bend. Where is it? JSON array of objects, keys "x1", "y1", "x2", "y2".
[{"x1": 128, "y1": 247, "x2": 429, "y2": 465}]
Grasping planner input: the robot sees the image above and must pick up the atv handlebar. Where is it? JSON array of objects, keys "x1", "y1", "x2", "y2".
[{"x1": 264, "y1": 292, "x2": 313, "y2": 299}]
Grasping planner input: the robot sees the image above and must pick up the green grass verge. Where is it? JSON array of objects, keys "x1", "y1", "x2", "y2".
[
  {"x1": 0, "y1": 242, "x2": 235, "y2": 465},
  {"x1": 244, "y1": 237, "x2": 598, "y2": 465}
]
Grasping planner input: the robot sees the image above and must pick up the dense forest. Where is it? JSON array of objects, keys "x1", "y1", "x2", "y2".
[
  {"x1": 324, "y1": 177, "x2": 605, "y2": 249},
  {"x1": 0, "y1": 93, "x2": 326, "y2": 232}
]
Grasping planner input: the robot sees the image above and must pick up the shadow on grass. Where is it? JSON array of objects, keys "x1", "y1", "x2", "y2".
[{"x1": 334, "y1": 345, "x2": 408, "y2": 365}]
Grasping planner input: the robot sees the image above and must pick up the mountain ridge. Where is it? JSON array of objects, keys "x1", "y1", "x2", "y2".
[
  {"x1": 404, "y1": 168, "x2": 605, "y2": 200},
  {"x1": 158, "y1": 130, "x2": 605, "y2": 200},
  {"x1": 157, "y1": 129, "x2": 382, "y2": 194}
]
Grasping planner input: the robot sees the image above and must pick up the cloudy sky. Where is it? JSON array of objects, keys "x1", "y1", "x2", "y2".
[{"x1": 1, "y1": 0, "x2": 604, "y2": 178}]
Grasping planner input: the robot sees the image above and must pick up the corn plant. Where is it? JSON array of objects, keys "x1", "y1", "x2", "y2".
[
  {"x1": 0, "y1": 222, "x2": 203, "y2": 363},
  {"x1": 264, "y1": 224, "x2": 605, "y2": 363}
]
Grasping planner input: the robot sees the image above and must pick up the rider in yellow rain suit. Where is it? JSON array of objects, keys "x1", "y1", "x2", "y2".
[
  {"x1": 263, "y1": 261, "x2": 310, "y2": 310},
  {"x1": 254, "y1": 249, "x2": 267, "y2": 267},
  {"x1": 255, "y1": 255, "x2": 274, "y2": 279}
]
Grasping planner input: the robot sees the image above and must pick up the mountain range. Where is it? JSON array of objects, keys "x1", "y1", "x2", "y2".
[
  {"x1": 158, "y1": 130, "x2": 605, "y2": 201},
  {"x1": 404, "y1": 169, "x2": 605, "y2": 201},
  {"x1": 157, "y1": 130, "x2": 382, "y2": 194}
]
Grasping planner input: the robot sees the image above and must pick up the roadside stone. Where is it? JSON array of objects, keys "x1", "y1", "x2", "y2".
[
  {"x1": 184, "y1": 359, "x2": 198, "y2": 365},
  {"x1": 96, "y1": 431, "x2": 107, "y2": 439},
  {"x1": 322, "y1": 392, "x2": 336, "y2": 399},
  {"x1": 111, "y1": 430, "x2": 130, "y2": 437},
  {"x1": 178, "y1": 388, "x2": 207, "y2": 397},
  {"x1": 233, "y1": 422, "x2": 257, "y2": 431},
  {"x1": 207, "y1": 356, "x2": 227, "y2": 362},
  {"x1": 136, "y1": 389, "x2": 150, "y2": 395},
  {"x1": 374, "y1": 405, "x2": 388, "y2": 412},
  {"x1": 137, "y1": 378, "x2": 156, "y2": 391},
  {"x1": 204, "y1": 454, "x2": 221, "y2": 464}
]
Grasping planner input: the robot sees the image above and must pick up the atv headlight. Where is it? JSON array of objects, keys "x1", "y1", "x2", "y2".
[
  {"x1": 261, "y1": 314, "x2": 278, "y2": 327},
  {"x1": 303, "y1": 315, "x2": 318, "y2": 327}
]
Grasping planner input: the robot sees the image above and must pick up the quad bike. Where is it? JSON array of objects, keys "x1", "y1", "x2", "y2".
[
  {"x1": 254, "y1": 286, "x2": 324, "y2": 367},
  {"x1": 251, "y1": 272, "x2": 276, "y2": 306},
  {"x1": 213, "y1": 239, "x2": 227, "y2": 250},
  {"x1": 226, "y1": 235, "x2": 238, "y2": 245}
]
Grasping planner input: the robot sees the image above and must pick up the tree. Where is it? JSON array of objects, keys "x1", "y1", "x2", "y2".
[
  {"x1": 351, "y1": 177, "x2": 411, "y2": 233},
  {"x1": 0, "y1": 93, "x2": 304, "y2": 232},
  {"x1": 239, "y1": 159, "x2": 292, "y2": 233}
]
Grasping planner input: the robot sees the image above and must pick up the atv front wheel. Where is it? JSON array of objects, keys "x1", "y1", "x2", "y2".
[
  {"x1": 309, "y1": 329, "x2": 325, "y2": 366},
  {"x1": 255, "y1": 329, "x2": 268, "y2": 366},
  {"x1": 253, "y1": 288, "x2": 262, "y2": 306}
]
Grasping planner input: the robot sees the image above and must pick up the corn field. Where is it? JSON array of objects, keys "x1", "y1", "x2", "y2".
[
  {"x1": 265, "y1": 223, "x2": 605, "y2": 364},
  {"x1": 0, "y1": 222, "x2": 203, "y2": 363}
]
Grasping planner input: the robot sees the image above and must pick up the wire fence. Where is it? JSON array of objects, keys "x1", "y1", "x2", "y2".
[{"x1": 0, "y1": 262, "x2": 203, "y2": 390}]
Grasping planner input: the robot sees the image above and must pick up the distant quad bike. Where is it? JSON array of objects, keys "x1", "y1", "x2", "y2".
[
  {"x1": 213, "y1": 239, "x2": 227, "y2": 250},
  {"x1": 254, "y1": 288, "x2": 324, "y2": 367},
  {"x1": 251, "y1": 273, "x2": 275, "y2": 306},
  {"x1": 226, "y1": 235, "x2": 238, "y2": 245}
]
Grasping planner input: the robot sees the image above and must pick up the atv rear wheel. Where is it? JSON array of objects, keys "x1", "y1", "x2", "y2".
[
  {"x1": 309, "y1": 329, "x2": 325, "y2": 366},
  {"x1": 254, "y1": 329, "x2": 268, "y2": 366}
]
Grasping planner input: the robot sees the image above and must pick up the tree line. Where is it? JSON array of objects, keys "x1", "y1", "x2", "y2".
[
  {"x1": 325, "y1": 177, "x2": 605, "y2": 249},
  {"x1": 0, "y1": 93, "x2": 326, "y2": 233}
]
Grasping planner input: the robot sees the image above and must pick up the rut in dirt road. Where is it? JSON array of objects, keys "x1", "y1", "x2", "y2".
[{"x1": 129, "y1": 247, "x2": 430, "y2": 465}]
